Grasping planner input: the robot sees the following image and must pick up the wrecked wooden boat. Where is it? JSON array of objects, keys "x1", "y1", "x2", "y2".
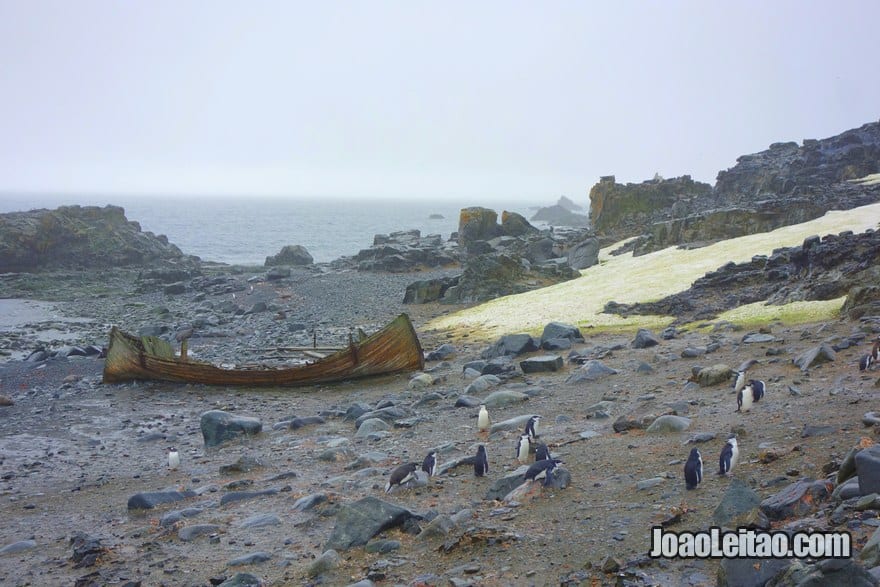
[{"x1": 102, "y1": 313, "x2": 425, "y2": 386}]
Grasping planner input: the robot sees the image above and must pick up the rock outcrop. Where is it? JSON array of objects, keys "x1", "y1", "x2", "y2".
[
  {"x1": 605, "y1": 229, "x2": 880, "y2": 324},
  {"x1": 264, "y1": 244, "x2": 313, "y2": 266},
  {"x1": 589, "y1": 121, "x2": 880, "y2": 255},
  {"x1": 588, "y1": 175, "x2": 712, "y2": 240},
  {"x1": 0, "y1": 205, "x2": 197, "y2": 273}
]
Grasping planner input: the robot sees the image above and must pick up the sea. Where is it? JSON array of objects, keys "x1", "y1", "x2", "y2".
[{"x1": 0, "y1": 194, "x2": 547, "y2": 265}]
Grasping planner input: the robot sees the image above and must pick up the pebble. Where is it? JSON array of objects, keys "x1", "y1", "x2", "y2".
[{"x1": 227, "y1": 551, "x2": 272, "y2": 566}]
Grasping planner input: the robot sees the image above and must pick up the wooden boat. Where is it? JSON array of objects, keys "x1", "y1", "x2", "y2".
[{"x1": 102, "y1": 313, "x2": 425, "y2": 386}]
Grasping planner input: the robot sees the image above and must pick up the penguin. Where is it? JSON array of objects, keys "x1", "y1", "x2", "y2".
[
  {"x1": 477, "y1": 405, "x2": 490, "y2": 432},
  {"x1": 474, "y1": 445, "x2": 489, "y2": 477},
  {"x1": 736, "y1": 379, "x2": 766, "y2": 412},
  {"x1": 524, "y1": 458, "x2": 563, "y2": 487},
  {"x1": 860, "y1": 339, "x2": 878, "y2": 371},
  {"x1": 534, "y1": 442, "x2": 551, "y2": 462},
  {"x1": 385, "y1": 462, "x2": 419, "y2": 493},
  {"x1": 421, "y1": 450, "x2": 438, "y2": 477},
  {"x1": 524, "y1": 415, "x2": 541, "y2": 441},
  {"x1": 732, "y1": 370, "x2": 747, "y2": 395},
  {"x1": 167, "y1": 447, "x2": 180, "y2": 470},
  {"x1": 684, "y1": 447, "x2": 702, "y2": 490},
  {"x1": 718, "y1": 438, "x2": 739, "y2": 476},
  {"x1": 515, "y1": 434, "x2": 531, "y2": 464}
]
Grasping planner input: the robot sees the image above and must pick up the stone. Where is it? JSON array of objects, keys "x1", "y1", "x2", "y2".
[
  {"x1": 217, "y1": 574, "x2": 262, "y2": 587},
  {"x1": 838, "y1": 447, "x2": 859, "y2": 484},
  {"x1": 219, "y1": 456, "x2": 265, "y2": 475},
  {"x1": 612, "y1": 412, "x2": 657, "y2": 433},
  {"x1": 481, "y1": 334, "x2": 539, "y2": 359},
  {"x1": 760, "y1": 479, "x2": 832, "y2": 521},
  {"x1": 292, "y1": 493, "x2": 328, "y2": 512},
  {"x1": 718, "y1": 558, "x2": 791, "y2": 587},
  {"x1": 228, "y1": 552, "x2": 272, "y2": 566},
  {"x1": 178, "y1": 524, "x2": 221, "y2": 541},
  {"x1": 792, "y1": 343, "x2": 836, "y2": 371},
  {"x1": 500, "y1": 210, "x2": 538, "y2": 236},
  {"x1": 407, "y1": 373, "x2": 435, "y2": 390},
  {"x1": 238, "y1": 514, "x2": 281, "y2": 529},
  {"x1": 490, "y1": 414, "x2": 536, "y2": 434},
  {"x1": 801, "y1": 424, "x2": 836, "y2": 438},
  {"x1": 772, "y1": 559, "x2": 877, "y2": 587},
  {"x1": 219, "y1": 488, "x2": 279, "y2": 506},
  {"x1": 325, "y1": 497, "x2": 416, "y2": 551},
  {"x1": 646, "y1": 415, "x2": 691, "y2": 433},
  {"x1": 200, "y1": 410, "x2": 262, "y2": 448},
  {"x1": 693, "y1": 364, "x2": 733, "y2": 387},
  {"x1": 862, "y1": 526, "x2": 880, "y2": 567},
  {"x1": 567, "y1": 238, "x2": 600, "y2": 269},
  {"x1": 161, "y1": 507, "x2": 207, "y2": 526},
  {"x1": 631, "y1": 329, "x2": 659, "y2": 349},
  {"x1": 485, "y1": 468, "x2": 530, "y2": 501},
  {"x1": 742, "y1": 333, "x2": 776, "y2": 344},
  {"x1": 0, "y1": 395, "x2": 13, "y2": 406},
  {"x1": 404, "y1": 276, "x2": 459, "y2": 304},
  {"x1": 566, "y1": 360, "x2": 618, "y2": 383},
  {"x1": 426, "y1": 343, "x2": 456, "y2": 361},
  {"x1": 458, "y1": 206, "x2": 501, "y2": 244},
  {"x1": 307, "y1": 549, "x2": 340, "y2": 578},
  {"x1": 127, "y1": 490, "x2": 196, "y2": 510},
  {"x1": 266, "y1": 266, "x2": 291, "y2": 280},
  {"x1": 482, "y1": 390, "x2": 529, "y2": 408},
  {"x1": 465, "y1": 374, "x2": 501, "y2": 394},
  {"x1": 364, "y1": 540, "x2": 401, "y2": 554},
  {"x1": 0, "y1": 540, "x2": 36, "y2": 555},
  {"x1": 265, "y1": 244, "x2": 313, "y2": 266},
  {"x1": 636, "y1": 477, "x2": 664, "y2": 490},
  {"x1": 519, "y1": 355, "x2": 563, "y2": 373},
  {"x1": 540, "y1": 321, "x2": 583, "y2": 344},
  {"x1": 355, "y1": 418, "x2": 391, "y2": 437},
  {"x1": 857, "y1": 445, "x2": 880, "y2": 495},
  {"x1": 832, "y1": 477, "x2": 861, "y2": 500},
  {"x1": 417, "y1": 514, "x2": 455, "y2": 539},
  {"x1": 713, "y1": 478, "x2": 762, "y2": 526},
  {"x1": 541, "y1": 338, "x2": 572, "y2": 351}
]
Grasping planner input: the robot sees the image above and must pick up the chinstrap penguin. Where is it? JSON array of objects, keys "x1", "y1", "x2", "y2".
[
  {"x1": 474, "y1": 445, "x2": 489, "y2": 477},
  {"x1": 719, "y1": 438, "x2": 739, "y2": 476},
  {"x1": 736, "y1": 379, "x2": 765, "y2": 412},
  {"x1": 524, "y1": 415, "x2": 541, "y2": 441},
  {"x1": 524, "y1": 458, "x2": 563, "y2": 486},
  {"x1": 421, "y1": 451, "x2": 438, "y2": 477},
  {"x1": 684, "y1": 448, "x2": 702, "y2": 490},
  {"x1": 515, "y1": 434, "x2": 531, "y2": 464}
]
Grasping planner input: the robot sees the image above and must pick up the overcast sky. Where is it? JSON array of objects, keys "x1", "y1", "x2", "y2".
[{"x1": 1, "y1": 1, "x2": 878, "y2": 201}]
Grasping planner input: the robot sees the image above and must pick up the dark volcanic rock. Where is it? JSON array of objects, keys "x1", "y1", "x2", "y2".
[
  {"x1": 713, "y1": 478, "x2": 762, "y2": 525},
  {"x1": 519, "y1": 355, "x2": 563, "y2": 373},
  {"x1": 403, "y1": 276, "x2": 459, "y2": 304},
  {"x1": 500, "y1": 211, "x2": 539, "y2": 237},
  {"x1": 128, "y1": 490, "x2": 197, "y2": 510},
  {"x1": 530, "y1": 204, "x2": 589, "y2": 227},
  {"x1": 566, "y1": 237, "x2": 600, "y2": 269},
  {"x1": 481, "y1": 334, "x2": 539, "y2": 359},
  {"x1": 0, "y1": 204, "x2": 198, "y2": 273},
  {"x1": 856, "y1": 445, "x2": 880, "y2": 495}
]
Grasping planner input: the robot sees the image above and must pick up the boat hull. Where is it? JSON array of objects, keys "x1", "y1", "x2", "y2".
[{"x1": 102, "y1": 313, "x2": 425, "y2": 386}]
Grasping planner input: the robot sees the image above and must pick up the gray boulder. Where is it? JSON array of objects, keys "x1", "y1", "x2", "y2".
[
  {"x1": 200, "y1": 410, "x2": 263, "y2": 448},
  {"x1": 217, "y1": 573, "x2": 263, "y2": 587},
  {"x1": 128, "y1": 490, "x2": 196, "y2": 510},
  {"x1": 481, "y1": 334, "x2": 539, "y2": 359},
  {"x1": 792, "y1": 343, "x2": 836, "y2": 371},
  {"x1": 646, "y1": 415, "x2": 691, "y2": 433},
  {"x1": 265, "y1": 244, "x2": 313, "y2": 266},
  {"x1": 325, "y1": 497, "x2": 416, "y2": 551},
  {"x1": 540, "y1": 321, "x2": 583, "y2": 344},
  {"x1": 482, "y1": 390, "x2": 529, "y2": 408},
  {"x1": 631, "y1": 329, "x2": 659, "y2": 349},
  {"x1": 519, "y1": 355, "x2": 564, "y2": 373},
  {"x1": 566, "y1": 360, "x2": 618, "y2": 383},
  {"x1": 567, "y1": 238, "x2": 600, "y2": 270},
  {"x1": 760, "y1": 479, "x2": 832, "y2": 521},
  {"x1": 857, "y1": 445, "x2": 880, "y2": 495},
  {"x1": 713, "y1": 478, "x2": 762, "y2": 526}
]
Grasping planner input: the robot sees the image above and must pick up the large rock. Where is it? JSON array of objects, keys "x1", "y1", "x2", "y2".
[
  {"x1": 200, "y1": 410, "x2": 263, "y2": 448},
  {"x1": 500, "y1": 211, "x2": 538, "y2": 237},
  {"x1": 540, "y1": 322, "x2": 583, "y2": 344},
  {"x1": 458, "y1": 207, "x2": 501, "y2": 247},
  {"x1": 692, "y1": 364, "x2": 733, "y2": 387},
  {"x1": 713, "y1": 478, "x2": 762, "y2": 526},
  {"x1": 566, "y1": 360, "x2": 618, "y2": 383},
  {"x1": 264, "y1": 244, "x2": 313, "y2": 266},
  {"x1": 759, "y1": 479, "x2": 832, "y2": 521},
  {"x1": 481, "y1": 334, "x2": 539, "y2": 359},
  {"x1": 325, "y1": 497, "x2": 416, "y2": 551},
  {"x1": 530, "y1": 204, "x2": 589, "y2": 227},
  {"x1": 0, "y1": 204, "x2": 197, "y2": 273},
  {"x1": 768, "y1": 559, "x2": 877, "y2": 587},
  {"x1": 792, "y1": 344, "x2": 836, "y2": 371},
  {"x1": 519, "y1": 355, "x2": 563, "y2": 373},
  {"x1": 718, "y1": 558, "x2": 791, "y2": 587},
  {"x1": 566, "y1": 237, "x2": 600, "y2": 270},
  {"x1": 403, "y1": 276, "x2": 459, "y2": 304},
  {"x1": 127, "y1": 490, "x2": 196, "y2": 510},
  {"x1": 482, "y1": 390, "x2": 530, "y2": 408},
  {"x1": 631, "y1": 329, "x2": 659, "y2": 349},
  {"x1": 856, "y1": 445, "x2": 880, "y2": 495}
]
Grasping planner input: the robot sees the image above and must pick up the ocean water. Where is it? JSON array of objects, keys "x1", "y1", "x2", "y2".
[{"x1": 0, "y1": 194, "x2": 545, "y2": 265}]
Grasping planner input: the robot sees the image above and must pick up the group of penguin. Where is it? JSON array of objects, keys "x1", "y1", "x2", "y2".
[
  {"x1": 683, "y1": 363, "x2": 761, "y2": 491},
  {"x1": 385, "y1": 408, "x2": 559, "y2": 494}
]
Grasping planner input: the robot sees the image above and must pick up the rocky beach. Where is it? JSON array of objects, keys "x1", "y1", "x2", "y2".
[{"x1": 2, "y1": 121, "x2": 880, "y2": 587}]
